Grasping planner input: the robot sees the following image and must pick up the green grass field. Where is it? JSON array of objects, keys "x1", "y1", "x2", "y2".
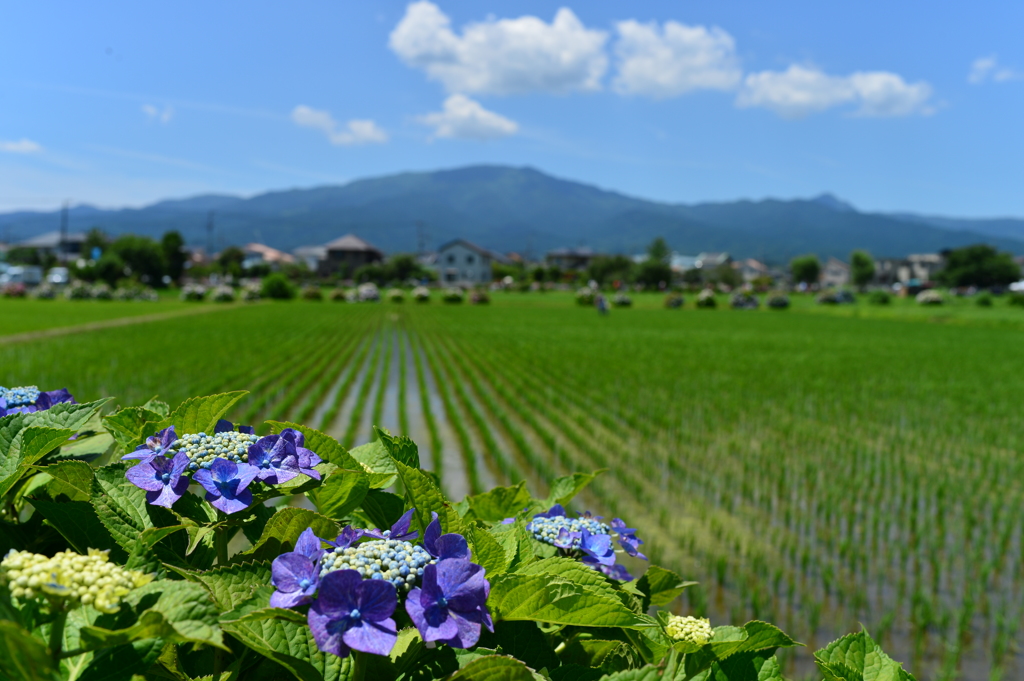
[{"x1": 2, "y1": 291, "x2": 1023, "y2": 680}]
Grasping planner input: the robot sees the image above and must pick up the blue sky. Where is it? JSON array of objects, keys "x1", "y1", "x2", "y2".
[{"x1": 2, "y1": 1, "x2": 1023, "y2": 216}]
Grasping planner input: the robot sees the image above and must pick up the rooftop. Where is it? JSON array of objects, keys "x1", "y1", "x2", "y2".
[
  {"x1": 324, "y1": 234, "x2": 382, "y2": 253},
  {"x1": 16, "y1": 231, "x2": 88, "y2": 248}
]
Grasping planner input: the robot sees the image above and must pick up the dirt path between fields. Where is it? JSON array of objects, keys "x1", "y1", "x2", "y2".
[{"x1": 0, "y1": 303, "x2": 245, "y2": 345}]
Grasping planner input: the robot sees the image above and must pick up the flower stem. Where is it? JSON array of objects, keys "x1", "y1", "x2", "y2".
[
  {"x1": 215, "y1": 524, "x2": 229, "y2": 566},
  {"x1": 49, "y1": 605, "x2": 67, "y2": 664},
  {"x1": 351, "y1": 650, "x2": 368, "y2": 681}
]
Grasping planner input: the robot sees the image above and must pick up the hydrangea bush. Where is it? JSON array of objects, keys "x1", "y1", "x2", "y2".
[{"x1": 0, "y1": 390, "x2": 920, "y2": 681}]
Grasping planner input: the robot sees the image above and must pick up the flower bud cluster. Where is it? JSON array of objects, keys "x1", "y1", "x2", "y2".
[
  {"x1": 320, "y1": 539, "x2": 433, "y2": 592},
  {"x1": 527, "y1": 515, "x2": 610, "y2": 549},
  {"x1": 172, "y1": 431, "x2": 259, "y2": 472},
  {"x1": 665, "y1": 615, "x2": 713, "y2": 645},
  {"x1": 1, "y1": 549, "x2": 151, "y2": 613},
  {"x1": 0, "y1": 385, "x2": 40, "y2": 408}
]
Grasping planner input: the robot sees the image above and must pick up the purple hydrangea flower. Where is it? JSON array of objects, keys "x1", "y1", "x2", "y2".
[
  {"x1": 533, "y1": 504, "x2": 566, "y2": 519},
  {"x1": 0, "y1": 387, "x2": 76, "y2": 416},
  {"x1": 279, "y1": 429, "x2": 323, "y2": 480},
  {"x1": 405, "y1": 559, "x2": 493, "y2": 648},
  {"x1": 294, "y1": 527, "x2": 325, "y2": 562},
  {"x1": 122, "y1": 426, "x2": 178, "y2": 461},
  {"x1": 326, "y1": 526, "x2": 366, "y2": 549},
  {"x1": 247, "y1": 434, "x2": 301, "y2": 484},
  {"x1": 193, "y1": 458, "x2": 259, "y2": 514},
  {"x1": 308, "y1": 570, "x2": 398, "y2": 658},
  {"x1": 215, "y1": 419, "x2": 255, "y2": 435},
  {"x1": 363, "y1": 508, "x2": 418, "y2": 542},
  {"x1": 271, "y1": 554, "x2": 320, "y2": 608},
  {"x1": 595, "y1": 563, "x2": 633, "y2": 581},
  {"x1": 579, "y1": 528, "x2": 616, "y2": 567},
  {"x1": 611, "y1": 518, "x2": 647, "y2": 560},
  {"x1": 424, "y1": 513, "x2": 470, "y2": 561},
  {"x1": 125, "y1": 451, "x2": 190, "y2": 508}
]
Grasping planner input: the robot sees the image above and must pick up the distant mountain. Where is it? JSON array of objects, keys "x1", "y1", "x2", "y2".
[{"x1": 1, "y1": 165, "x2": 1022, "y2": 264}]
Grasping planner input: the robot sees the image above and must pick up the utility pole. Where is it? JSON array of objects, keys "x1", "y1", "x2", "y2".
[{"x1": 206, "y1": 211, "x2": 215, "y2": 258}]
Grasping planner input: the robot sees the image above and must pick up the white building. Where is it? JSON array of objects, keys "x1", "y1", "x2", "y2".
[
  {"x1": 436, "y1": 239, "x2": 508, "y2": 285},
  {"x1": 821, "y1": 257, "x2": 851, "y2": 287}
]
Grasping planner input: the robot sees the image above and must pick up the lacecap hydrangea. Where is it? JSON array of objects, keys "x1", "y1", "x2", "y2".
[
  {"x1": 1, "y1": 548, "x2": 151, "y2": 613},
  {"x1": 666, "y1": 615, "x2": 714, "y2": 645},
  {"x1": 0, "y1": 385, "x2": 76, "y2": 416},
  {"x1": 270, "y1": 509, "x2": 492, "y2": 659},
  {"x1": 526, "y1": 504, "x2": 646, "y2": 580},
  {"x1": 123, "y1": 420, "x2": 322, "y2": 513}
]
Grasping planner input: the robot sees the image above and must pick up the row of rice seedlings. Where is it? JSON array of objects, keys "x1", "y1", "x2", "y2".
[
  {"x1": 407, "y1": 329, "x2": 444, "y2": 476},
  {"x1": 370, "y1": 327, "x2": 394, "y2": 430},
  {"x1": 342, "y1": 326, "x2": 385, "y2": 449},
  {"x1": 290, "y1": 315, "x2": 371, "y2": 425},
  {"x1": 397, "y1": 328, "x2": 410, "y2": 437},
  {"x1": 317, "y1": 317, "x2": 381, "y2": 432}
]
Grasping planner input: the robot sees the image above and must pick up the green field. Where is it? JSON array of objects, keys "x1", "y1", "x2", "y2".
[{"x1": 2, "y1": 292, "x2": 1023, "y2": 680}]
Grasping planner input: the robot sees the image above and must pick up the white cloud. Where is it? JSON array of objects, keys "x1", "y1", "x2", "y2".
[
  {"x1": 0, "y1": 138, "x2": 42, "y2": 154},
  {"x1": 389, "y1": 1, "x2": 608, "y2": 95},
  {"x1": 969, "y1": 55, "x2": 1022, "y2": 84},
  {"x1": 417, "y1": 94, "x2": 518, "y2": 140},
  {"x1": 142, "y1": 104, "x2": 174, "y2": 123},
  {"x1": 737, "y1": 65, "x2": 933, "y2": 118},
  {"x1": 612, "y1": 20, "x2": 741, "y2": 98},
  {"x1": 291, "y1": 106, "x2": 388, "y2": 145}
]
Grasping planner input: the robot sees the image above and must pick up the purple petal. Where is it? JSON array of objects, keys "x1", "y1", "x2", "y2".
[
  {"x1": 121, "y1": 449, "x2": 159, "y2": 462},
  {"x1": 423, "y1": 513, "x2": 441, "y2": 556},
  {"x1": 315, "y1": 570, "x2": 362, "y2": 616},
  {"x1": 271, "y1": 588, "x2": 314, "y2": 609},
  {"x1": 341, "y1": 617, "x2": 398, "y2": 656},
  {"x1": 308, "y1": 600, "x2": 352, "y2": 658},
  {"x1": 388, "y1": 508, "x2": 418, "y2": 541},
  {"x1": 355, "y1": 579, "x2": 398, "y2": 621},
  {"x1": 191, "y1": 469, "x2": 218, "y2": 495},
  {"x1": 36, "y1": 389, "x2": 75, "y2": 410},
  {"x1": 435, "y1": 560, "x2": 489, "y2": 611},
  {"x1": 233, "y1": 463, "x2": 260, "y2": 492},
  {"x1": 294, "y1": 528, "x2": 324, "y2": 562},
  {"x1": 125, "y1": 461, "x2": 166, "y2": 492},
  {"x1": 209, "y1": 458, "x2": 238, "y2": 483},
  {"x1": 169, "y1": 451, "x2": 190, "y2": 478},
  {"x1": 441, "y1": 609, "x2": 484, "y2": 649},
  {"x1": 214, "y1": 419, "x2": 234, "y2": 433},
  {"x1": 271, "y1": 553, "x2": 318, "y2": 592},
  {"x1": 433, "y1": 534, "x2": 470, "y2": 562},
  {"x1": 208, "y1": 489, "x2": 252, "y2": 514},
  {"x1": 146, "y1": 477, "x2": 187, "y2": 508},
  {"x1": 406, "y1": 593, "x2": 459, "y2": 643}
]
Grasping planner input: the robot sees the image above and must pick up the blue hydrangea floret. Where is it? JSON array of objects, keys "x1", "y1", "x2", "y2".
[
  {"x1": 320, "y1": 538, "x2": 433, "y2": 592},
  {"x1": 526, "y1": 505, "x2": 647, "y2": 580}
]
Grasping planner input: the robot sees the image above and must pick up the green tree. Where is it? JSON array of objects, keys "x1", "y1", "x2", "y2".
[
  {"x1": 936, "y1": 244, "x2": 1021, "y2": 288},
  {"x1": 647, "y1": 237, "x2": 671, "y2": 263},
  {"x1": 109, "y1": 235, "x2": 166, "y2": 285},
  {"x1": 790, "y1": 255, "x2": 821, "y2": 285},
  {"x1": 83, "y1": 228, "x2": 110, "y2": 260},
  {"x1": 261, "y1": 272, "x2": 295, "y2": 299},
  {"x1": 850, "y1": 250, "x2": 875, "y2": 290},
  {"x1": 636, "y1": 237, "x2": 673, "y2": 287},
  {"x1": 217, "y1": 246, "x2": 245, "y2": 280},
  {"x1": 161, "y1": 231, "x2": 188, "y2": 283},
  {"x1": 94, "y1": 252, "x2": 127, "y2": 286},
  {"x1": 710, "y1": 262, "x2": 741, "y2": 288},
  {"x1": 586, "y1": 255, "x2": 635, "y2": 285}
]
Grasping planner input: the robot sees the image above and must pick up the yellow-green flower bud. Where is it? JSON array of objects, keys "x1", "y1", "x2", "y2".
[
  {"x1": 666, "y1": 615, "x2": 714, "y2": 645},
  {"x1": 1, "y1": 548, "x2": 152, "y2": 614}
]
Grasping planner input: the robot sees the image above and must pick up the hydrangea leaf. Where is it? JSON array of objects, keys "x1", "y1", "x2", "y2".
[
  {"x1": 101, "y1": 407, "x2": 165, "y2": 452},
  {"x1": 265, "y1": 420, "x2": 362, "y2": 470},
  {"x1": 74, "y1": 638, "x2": 165, "y2": 681},
  {"x1": 27, "y1": 398, "x2": 112, "y2": 432},
  {"x1": 220, "y1": 607, "x2": 352, "y2": 681},
  {"x1": 448, "y1": 655, "x2": 537, "y2": 681},
  {"x1": 635, "y1": 565, "x2": 696, "y2": 609},
  {"x1": 348, "y1": 439, "x2": 398, "y2": 488},
  {"x1": 490, "y1": 522, "x2": 538, "y2": 570},
  {"x1": 91, "y1": 462, "x2": 155, "y2": 553},
  {"x1": 373, "y1": 426, "x2": 420, "y2": 469},
  {"x1": 545, "y1": 470, "x2": 606, "y2": 507},
  {"x1": 464, "y1": 482, "x2": 533, "y2": 523},
  {"x1": 0, "y1": 427, "x2": 76, "y2": 497},
  {"x1": 141, "y1": 397, "x2": 170, "y2": 417},
  {"x1": 547, "y1": 665, "x2": 605, "y2": 681},
  {"x1": 170, "y1": 560, "x2": 272, "y2": 611},
  {"x1": 692, "y1": 650, "x2": 786, "y2": 681},
  {"x1": 393, "y1": 460, "x2": 465, "y2": 537},
  {"x1": 43, "y1": 459, "x2": 94, "y2": 502},
  {"x1": 0, "y1": 413, "x2": 29, "y2": 461},
  {"x1": 167, "y1": 391, "x2": 248, "y2": 435},
  {"x1": 814, "y1": 630, "x2": 916, "y2": 681},
  {"x1": 236, "y1": 507, "x2": 338, "y2": 562},
  {"x1": 0, "y1": 620, "x2": 57, "y2": 681},
  {"x1": 357, "y1": 489, "x2": 406, "y2": 530},
  {"x1": 467, "y1": 525, "x2": 509, "y2": 576},
  {"x1": 307, "y1": 470, "x2": 370, "y2": 521},
  {"x1": 26, "y1": 498, "x2": 125, "y2": 560},
  {"x1": 705, "y1": 622, "x2": 798, "y2": 662},
  {"x1": 560, "y1": 639, "x2": 636, "y2": 672},
  {"x1": 484, "y1": 620, "x2": 561, "y2": 673},
  {"x1": 120, "y1": 579, "x2": 226, "y2": 650},
  {"x1": 124, "y1": 525, "x2": 186, "y2": 572}
]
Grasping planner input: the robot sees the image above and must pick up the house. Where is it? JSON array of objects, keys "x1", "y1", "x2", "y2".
[
  {"x1": 821, "y1": 257, "x2": 850, "y2": 287},
  {"x1": 695, "y1": 252, "x2": 731, "y2": 269},
  {"x1": 319, "y1": 234, "x2": 383, "y2": 276},
  {"x1": 15, "y1": 231, "x2": 87, "y2": 262},
  {"x1": 242, "y1": 243, "x2": 294, "y2": 270},
  {"x1": 546, "y1": 247, "x2": 597, "y2": 271},
  {"x1": 900, "y1": 253, "x2": 944, "y2": 283},
  {"x1": 293, "y1": 245, "x2": 327, "y2": 272},
  {"x1": 670, "y1": 253, "x2": 699, "y2": 272},
  {"x1": 734, "y1": 258, "x2": 770, "y2": 282},
  {"x1": 436, "y1": 239, "x2": 508, "y2": 285}
]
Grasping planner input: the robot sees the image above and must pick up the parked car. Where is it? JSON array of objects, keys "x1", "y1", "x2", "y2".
[
  {"x1": 46, "y1": 266, "x2": 70, "y2": 285},
  {"x1": 0, "y1": 265, "x2": 43, "y2": 286}
]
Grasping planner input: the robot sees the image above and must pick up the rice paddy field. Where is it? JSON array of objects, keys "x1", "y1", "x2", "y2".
[{"x1": 2, "y1": 291, "x2": 1024, "y2": 680}]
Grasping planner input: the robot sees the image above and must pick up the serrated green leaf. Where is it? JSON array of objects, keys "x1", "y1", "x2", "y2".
[
  {"x1": 0, "y1": 427, "x2": 76, "y2": 497},
  {"x1": 125, "y1": 525, "x2": 185, "y2": 572},
  {"x1": 702, "y1": 650, "x2": 786, "y2": 681},
  {"x1": 75, "y1": 638, "x2": 164, "y2": 681},
  {"x1": 168, "y1": 392, "x2": 248, "y2": 435},
  {"x1": 359, "y1": 489, "x2": 406, "y2": 530},
  {"x1": 141, "y1": 397, "x2": 170, "y2": 416},
  {"x1": 238, "y1": 507, "x2": 338, "y2": 562},
  {"x1": 43, "y1": 459, "x2": 94, "y2": 501},
  {"x1": 490, "y1": 558, "x2": 650, "y2": 629},
  {"x1": 348, "y1": 439, "x2": 398, "y2": 488},
  {"x1": 91, "y1": 462, "x2": 155, "y2": 553},
  {"x1": 121, "y1": 579, "x2": 226, "y2": 650},
  {"x1": 465, "y1": 482, "x2": 533, "y2": 523},
  {"x1": 393, "y1": 460, "x2": 464, "y2": 538},
  {"x1": 467, "y1": 526, "x2": 508, "y2": 576},
  {"x1": 171, "y1": 561, "x2": 272, "y2": 611},
  {"x1": 448, "y1": 655, "x2": 536, "y2": 681},
  {"x1": 101, "y1": 407, "x2": 165, "y2": 452},
  {"x1": 373, "y1": 426, "x2": 420, "y2": 468},
  {"x1": 27, "y1": 398, "x2": 112, "y2": 431},
  {"x1": 545, "y1": 470, "x2": 605, "y2": 507},
  {"x1": 706, "y1": 622, "x2": 798, "y2": 662},
  {"x1": 29, "y1": 498, "x2": 125, "y2": 560},
  {"x1": 636, "y1": 565, "x2": 695, "y2": 609},
  {"x1": 308, "y1": 470, "x2": 370, "y2": 520},
  {"x1": 265, "y1": 420, "x2": 361, "y2": 470},
  {"x1": 220, "y1": 608, "x2": 352, "y2": 681},
  {"x1": 815, "y1": 630, "x2": 916, "y2": 681},
  {"x1": 0, "y1": 620, "x2": 58, "y2": 681}
]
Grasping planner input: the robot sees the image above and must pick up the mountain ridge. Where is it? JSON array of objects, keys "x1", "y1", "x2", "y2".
[{"x1": 1, "y1": 164, "x2": 1022, "y2": 264}]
